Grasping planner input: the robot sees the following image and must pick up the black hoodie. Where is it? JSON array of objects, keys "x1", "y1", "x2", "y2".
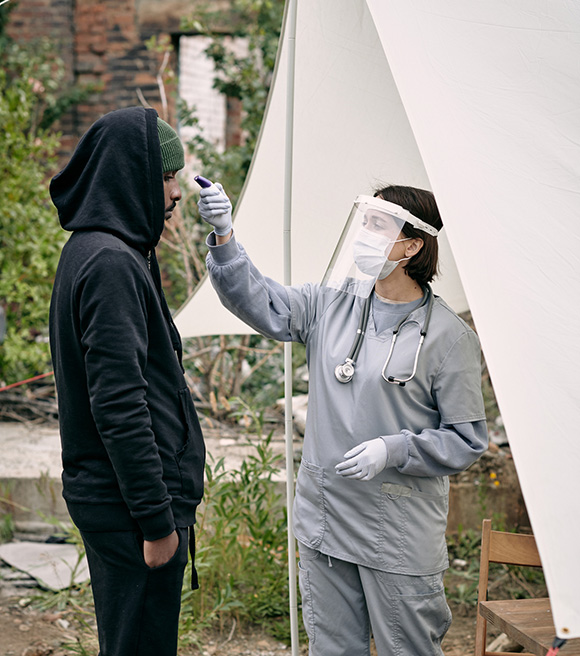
[{"x1": 49, "y1": 107, "x2": 205, "y2": 540}]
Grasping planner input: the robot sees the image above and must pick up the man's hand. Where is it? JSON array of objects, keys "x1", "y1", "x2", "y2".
[
  {"x1": 143, "y1": 530, "x2": 179, "y2": 568},
  {"x1": 197, "y1": 182, "x2": 233, "y2": 236},
  {"x1": 335, "y1": 437, "x2": 388, "y2": 481}
]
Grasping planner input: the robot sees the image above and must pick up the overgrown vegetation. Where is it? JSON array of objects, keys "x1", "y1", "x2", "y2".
[
  {"x1": 17, "y1": 435, "x2": 294, "y2": 651},
  {"x1": 180, "y1": 431, "x2": 294, "y2": 646},
  {"x1": 17, "y1": 494, "x2": 546, "y2": 652},
  {"x1": 179, "y1": 0, "x2": 284, "y2": 202},
  {"x1": 150, "y1": 0, "x2": 296, "y2": 419},
  {"x1": 0, "y1": 3, "x2": 93, "y2": 386},
  {"x1": 0, "y1": 38, "x2": 64, "y2": 384}
]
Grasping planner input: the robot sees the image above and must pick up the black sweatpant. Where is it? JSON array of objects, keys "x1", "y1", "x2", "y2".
[{"x1": 81, "y1": 526, "x2": 189, "y2": 656}]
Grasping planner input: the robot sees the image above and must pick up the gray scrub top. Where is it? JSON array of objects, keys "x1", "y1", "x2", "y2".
[{"x1": 207, "y1": 234, "x2": 488, "y2": 575}]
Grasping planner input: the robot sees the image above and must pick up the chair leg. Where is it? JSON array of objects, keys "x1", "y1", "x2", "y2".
[{"x1": 474, "y1": 607, "x2": 487, "y2": 656}]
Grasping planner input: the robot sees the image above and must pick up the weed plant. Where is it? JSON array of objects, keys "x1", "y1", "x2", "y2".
[
  {"x1": 0, "y1": 512, "x2": 14, "y2": 543},
  {"x1": 179, "y1": 431, "x2": 294, "y2": 648},
  {"x1": 3, "y1": 408, "x2": 296, "y2": 650},
  {"x1": 0, "y1": 482, "x2": 15, "y2": 543}
]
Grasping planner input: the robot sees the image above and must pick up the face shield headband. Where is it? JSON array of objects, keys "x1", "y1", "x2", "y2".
[{"x1": 360, "y1": 195, "x2": 439, "y2": 237}]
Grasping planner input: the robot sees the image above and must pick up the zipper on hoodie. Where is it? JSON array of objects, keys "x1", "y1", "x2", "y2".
[{"x1": 147, "y1": 251, "x2": 151, "y2": 270}]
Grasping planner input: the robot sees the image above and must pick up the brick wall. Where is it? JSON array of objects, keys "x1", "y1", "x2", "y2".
[
  {"x1": 6, "y1": 0, "x2": 76, "y2": 152},
  {"x1": 6, "y1": 0, "x2": 243, "y2": 169},
  {"x1": 7, "y1": 0, "x2": 177, "y2": 158}
]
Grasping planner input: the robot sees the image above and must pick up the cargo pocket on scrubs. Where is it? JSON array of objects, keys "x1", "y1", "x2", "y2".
[
  {"x1": 293, "y1": 459, "x2": 326, "y2": 549},
  {"x1": 377, "y1": 483, "x2": 448, "y2": 572},
  {"x1": 373, "y1": 570, "x2": 452, "y2": 655},
  {"x1": 297, "y1": 543, "x2": 321, "y2": 646}
]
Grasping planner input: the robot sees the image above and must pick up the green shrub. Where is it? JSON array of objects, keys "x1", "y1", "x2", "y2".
[
  {"x1": 179, "y1": 434, "x2": 294, "y2": 645},
  {"x1": 147, "y1": 2, "x2": 289, "y2": 419},
  {"x1": 0, "y1": 34, "x2": 66, "y2": 384}
]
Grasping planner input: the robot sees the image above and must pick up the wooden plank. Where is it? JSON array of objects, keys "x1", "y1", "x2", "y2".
[
  {"x1": 479, "y1": 599, "x2": 580, "y2": 656},
  {"x1": 480, "y1": 598, "x2": 553, "y2": 655},
  {"x1": 489, "y1": 530, "x2": 542, "y2": 567}
]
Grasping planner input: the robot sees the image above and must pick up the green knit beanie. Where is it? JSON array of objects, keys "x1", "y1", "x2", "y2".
[{"x1": 157, "y1": 117, "x2": 185, "y2": 173}]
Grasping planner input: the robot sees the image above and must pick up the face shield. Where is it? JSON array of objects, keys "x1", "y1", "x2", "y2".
[{"x1": 321, "y1": 195, "x2": 438, "y2": 297}]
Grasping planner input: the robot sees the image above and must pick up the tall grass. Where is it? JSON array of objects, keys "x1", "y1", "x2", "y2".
[{"x1": 179, "y1": 432, "x2": 294, "y2": 647}]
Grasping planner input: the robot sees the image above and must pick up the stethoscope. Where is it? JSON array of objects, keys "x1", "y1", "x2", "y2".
[{"x1": 334, "y1": 285, "x2": 434, "y2": 387}]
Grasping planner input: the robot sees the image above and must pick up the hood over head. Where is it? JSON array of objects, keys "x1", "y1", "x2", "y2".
[{"x1": 50, "y1": 107, "x2": 166, "y2": 253}]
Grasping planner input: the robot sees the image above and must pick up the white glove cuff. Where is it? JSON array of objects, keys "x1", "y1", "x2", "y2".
[{"x1": 214, "y1": 220, "x2": 233, "y2": 236}]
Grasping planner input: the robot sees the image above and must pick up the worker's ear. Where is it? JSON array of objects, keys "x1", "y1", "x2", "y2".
[{"x1": 405, "y1": 238, "x2": 423, "y2": 257}]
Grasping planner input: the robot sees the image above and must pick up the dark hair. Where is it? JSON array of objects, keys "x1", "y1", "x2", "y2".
[{"x1": 373, "y1": 185, "x2": 443, "y2": 286}]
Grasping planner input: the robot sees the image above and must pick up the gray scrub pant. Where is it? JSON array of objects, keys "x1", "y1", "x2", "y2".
[{"x1": 298, "y1": 543, "x2": 451, "y2": 656}]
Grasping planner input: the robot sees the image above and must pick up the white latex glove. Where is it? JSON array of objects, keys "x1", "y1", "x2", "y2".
[
  {"x1": 335, "y1": 437, "x2": 388, "y2": 481},
  {"x1": 197, "y1": 182, "x2": 233, "y2": 236}
]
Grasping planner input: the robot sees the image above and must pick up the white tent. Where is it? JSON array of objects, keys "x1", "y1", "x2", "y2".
[
  {"x1": 176, "y1": 0, "x2": 580, "y2": 642},
  {"x1": 175, "y1": 1, "x2": 468, "y2": 337}
]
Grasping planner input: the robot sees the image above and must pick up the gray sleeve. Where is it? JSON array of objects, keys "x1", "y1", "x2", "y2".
[
  {"x1": 382, "y1": 419, "x2": 488, "y2": 477},
  {"x1": 434, "y1": 330, "x2": 486, "y2": 424},
  {"x1": 380, "y1": 327, "x2": 488, "y2": 476},
  {"x1": 206, "y1": 232, "x2": 301, "y2": 342}
]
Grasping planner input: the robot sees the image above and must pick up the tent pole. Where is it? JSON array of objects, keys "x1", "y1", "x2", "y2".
[{"x1": 283, "y1": 0, "x2": 299, "y2": 654}]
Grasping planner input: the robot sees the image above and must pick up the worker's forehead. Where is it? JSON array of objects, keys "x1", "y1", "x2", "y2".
[{"x1": 363, "y1": 208, "x2": 402, "y2": 230}]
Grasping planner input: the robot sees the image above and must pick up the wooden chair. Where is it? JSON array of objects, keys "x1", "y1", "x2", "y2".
[{"x1": 474, "y1": 518, "x2": 544, "y2": 656}]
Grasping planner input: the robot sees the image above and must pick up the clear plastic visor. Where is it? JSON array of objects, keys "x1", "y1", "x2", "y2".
[{"x1": 321, "y1": 196, "x2": 407, "y2": 297}]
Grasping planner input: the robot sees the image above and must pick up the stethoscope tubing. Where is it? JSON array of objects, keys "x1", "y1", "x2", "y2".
[
  {"x1": 334, "y1": 290, "x2": 373, "y2": 383},
  {"x1": 334, "y1": 285, "x2": 434, "y2": 386}
]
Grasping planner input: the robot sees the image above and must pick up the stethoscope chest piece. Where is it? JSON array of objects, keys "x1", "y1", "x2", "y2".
[{"x1": 335, "y1": 359, "x2": 355, "y2": 384}]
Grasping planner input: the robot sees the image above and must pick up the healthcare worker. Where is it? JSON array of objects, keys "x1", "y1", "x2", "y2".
[{"x1": 198, "y1": 181, "x2": 488, "y2": 656}]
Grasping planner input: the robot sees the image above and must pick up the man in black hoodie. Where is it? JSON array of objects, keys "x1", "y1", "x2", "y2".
[{"x1": 49, "y1": 107, "x2": 205, "y2": 656}]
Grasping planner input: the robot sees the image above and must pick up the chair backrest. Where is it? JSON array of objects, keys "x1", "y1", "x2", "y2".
[
  {"x1": 486, "y1": 524, "x2": 542, "y2": 568},
  {"x1": 474, "y1": 519, "x2": 543, "y2": 656}
]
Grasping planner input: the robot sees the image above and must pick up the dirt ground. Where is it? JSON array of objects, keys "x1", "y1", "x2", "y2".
[
  {"x1": 0, "y1": 414, "x2": 523, "y2": 655},
  {"x1": 0, "y1": 589, "x2": 477, "y2": 656}
]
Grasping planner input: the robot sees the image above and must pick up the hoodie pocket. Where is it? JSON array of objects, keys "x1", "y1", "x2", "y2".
[{"x1": 177, "y1": 388, "x2": 206, "y2": 500}]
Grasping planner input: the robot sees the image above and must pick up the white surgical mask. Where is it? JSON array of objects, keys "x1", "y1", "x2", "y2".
[
  {"x1": 377, "y1": 253, "x2": 411, "y2": 280},
  {"x1": 352, "y1": 230, "x2": 390, "y2": 277},
  {"x1": 353, "y1": 230, "x2": 412, "y2": 279}
]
